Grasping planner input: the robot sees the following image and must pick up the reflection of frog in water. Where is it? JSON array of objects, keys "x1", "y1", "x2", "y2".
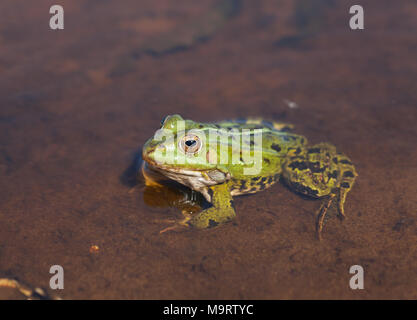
[
  {"x1": 141, "y1": 165, "x2": 207, "y2": 229},
  {"x1": 142, "y1": 115, "x2": 357, "y2": 239}
]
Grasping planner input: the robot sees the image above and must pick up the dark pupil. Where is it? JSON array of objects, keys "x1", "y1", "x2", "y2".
[{"x1": 185, "y1": 140, "x2": 196, "y2": 147}]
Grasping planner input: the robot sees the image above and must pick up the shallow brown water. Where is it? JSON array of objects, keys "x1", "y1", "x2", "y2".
[{"x1": 1, "y1": 0, "x2": 417, "y2": 299}]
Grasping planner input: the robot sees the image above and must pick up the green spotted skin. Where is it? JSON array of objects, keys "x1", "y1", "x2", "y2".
[{"x1": 142, "y1": 115, "x2": 357, "y2": 239}]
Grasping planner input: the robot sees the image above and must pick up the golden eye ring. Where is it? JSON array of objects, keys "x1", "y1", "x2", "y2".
[{"x1": 179, "y1": 134, "x2": 202, "y2": 155}]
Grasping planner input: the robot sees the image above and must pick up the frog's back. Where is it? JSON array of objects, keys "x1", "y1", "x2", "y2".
[
  {"x1": 210, "y1": 118, "x2": 307, "y2": 196},
  {"x1": 213, "y1": 117, "x2": 294, "y2": 132}
]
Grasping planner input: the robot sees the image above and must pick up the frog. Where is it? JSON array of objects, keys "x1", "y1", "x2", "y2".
[{"x1": 141, "y1": 114, "x2": 357, "y2": 239}]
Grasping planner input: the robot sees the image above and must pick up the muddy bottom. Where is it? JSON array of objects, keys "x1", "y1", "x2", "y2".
[{"x1": 0, "y1": 0, "x2": 417, "y2": 299}]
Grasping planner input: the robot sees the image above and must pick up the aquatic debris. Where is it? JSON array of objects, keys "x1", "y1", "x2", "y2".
[
  {"x1": 89, "y1": 244, "x2": 100, "y2": 254},
  {"x1": 283, "y1": 99, "x2": 299, "y2": 109}
]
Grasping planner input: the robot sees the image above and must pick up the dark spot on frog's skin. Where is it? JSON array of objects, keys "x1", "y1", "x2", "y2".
[
  {"x1": 309, "y1": 161, "x2": 326, "y2": 173},
  {"x1": 250, "y1": 140, "x2": 255, "y2": 146},
  {"x1": 343, "y1": 171, "x2": 355, "y2": 178},
  {"x1": 288, "y1": 161, "x2": 308, "y2": 171},
  {"x1": 251, "y1": 177, "x2": 260, "y2": 182},
  {"x1": 280, "y1": 127, "x2": 292, "y2": 132},
  {"x1": 340, "y1": 159, "x2": 352, "y2": 165},
  {"x1": 263, "y1": 158, "x2": 270, "y2": 164},
  {"x1": 261, "y1": 120, "x2": 273, "y2": 127},
  {"x1": 295, "y1": 147, "x2": 302, "y2": 154},
  {"x1": 249, "y1": 187, "x2": 258, "y2": 192},
  {"x1": 340, "y1": 182, "x2": 350, "y2": 188},
  {"x1": 239, "y1": 180, "x2": 247, "y2": 191},
  {"x1": 240, "y1": 156, "x2": 244, "y2": 163},
  {"x1": 251, "y1": 125, "x2": 265, "y2": 129},
  {"x1": 267, "y1": 176, "x2": 273, "y2": 184},
  {"x1": 257, "y1": 177, "x2": 267, "y2": 190},
  {"x1": 332, "y1": 157, "x2": 338, "y2": 164},
  {"x1": 328, "y1": 170, "x2": 339, "y2": 179},
  {"x1": 290, "y1": 182, "x2": 319, "y2": 197},
  {"x1": 230, "y1": 199, "x2": 235, "y2": 210},
  {"x1": 308, "y1": 148, "x2": 321, "y2": 154},
  {"x1": 271, "y1": 144, "x2": 281, "y2": 152},
  {"x1": 208, "y1": 219, "x2": 219, "y2": 228}
]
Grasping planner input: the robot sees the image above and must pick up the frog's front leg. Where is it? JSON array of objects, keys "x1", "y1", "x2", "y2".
[
  {"x1": 282, "y1": 143, "x2": 357, "y2": 240},
  {"x1": 188, "y1": 182, "x2": 236, "y2": 229}
]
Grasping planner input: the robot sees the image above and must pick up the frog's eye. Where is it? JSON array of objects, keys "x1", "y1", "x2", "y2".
[{"x1": 179, "y1": 134, "x2": 202, "y2": 155}]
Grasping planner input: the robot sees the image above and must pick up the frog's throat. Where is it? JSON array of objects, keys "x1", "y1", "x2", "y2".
[{"x1": 143, "y1": 161, "x2": 227, "y2": 201}]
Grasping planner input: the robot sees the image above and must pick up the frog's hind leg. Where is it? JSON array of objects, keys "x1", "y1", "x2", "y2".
[
  {"x1": 316, "y1": 158, "x2": 356, "y2": 240},
  {"x1": 282, "y1": 143, "x2": 357, "y2": 240}
]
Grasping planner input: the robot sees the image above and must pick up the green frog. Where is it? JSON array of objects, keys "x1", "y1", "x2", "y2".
[{"x1": 142, "y1": 114, "x2": 357, "y2": 239}]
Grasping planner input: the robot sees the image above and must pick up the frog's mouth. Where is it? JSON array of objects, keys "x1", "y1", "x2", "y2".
[
  {"x1": 142, "y1": 152, "x2": 204, "y2": 177},
  {"x1": 142, "y1": 140, "x2": 206, "y2": 176},
  {"x1": 143, "y1": 161, "x2": 221, "y2": 202}
]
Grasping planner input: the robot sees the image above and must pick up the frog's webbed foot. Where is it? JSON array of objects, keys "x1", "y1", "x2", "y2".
[
  {"x1": 316, "y1": 194, "x2": 336, "y2": 241},
  {"x1": 157, "y1": 210, "x2": 193, "y2": 234},
  {"x1": 282, "y1": 143, "x2": 357, "y2": 240},
  {"x1": 188, "y1": 182, "x2": 236, "y2": 229},
  {"x1": 316, "y1": 184, "x2": 355, "y2": 240}
]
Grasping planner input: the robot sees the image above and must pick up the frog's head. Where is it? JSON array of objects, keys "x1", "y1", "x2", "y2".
[{"x1": 142, "y1": 115, "x2": 230, "y2": 192}]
